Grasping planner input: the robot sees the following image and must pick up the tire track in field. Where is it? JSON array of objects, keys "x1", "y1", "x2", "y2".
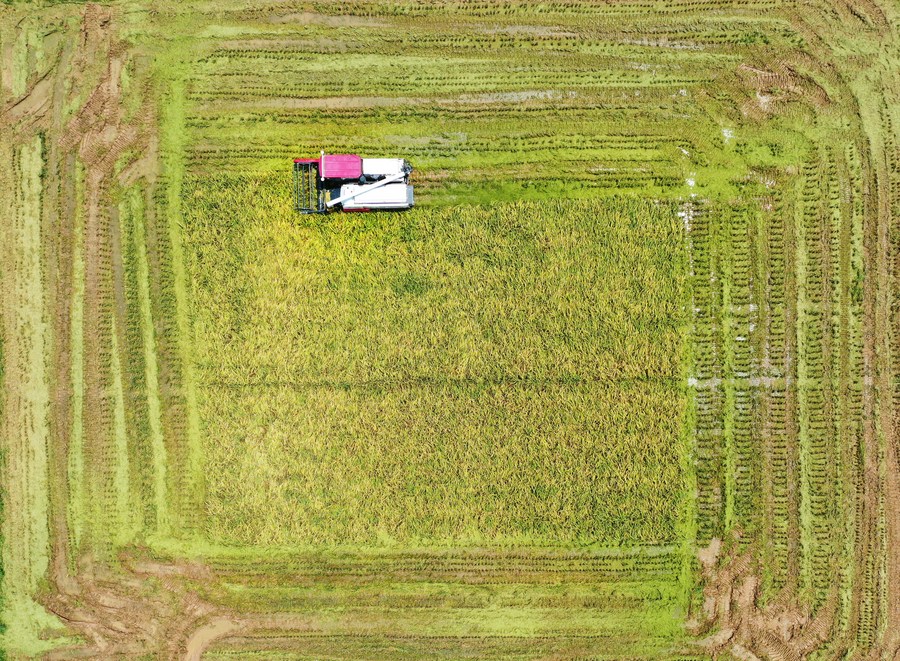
[
  {"x1": 159, "y1": 70, "x2": 205, "y2": 536},
  {"x1": 812, "y1": 146, "x2": 838, "y2": 605},
  {"x1": 795, "y1": 157, "x2": 813, "y2": 602},
  {"x1": 847, "y1": 73, "x2": 888, "y2": 660},
  {"x1": 683, "y1": 8, "x2": 894, "y2": 653},
  {"x1": 131, "y1": 184, "x2": 170, "y2": 536},
  {"x1": 42, "y1": 29, "x2": 80, "y2": 597},
  {"x1": 59, "y1": 3, "x2": 156, "y2": 555},
  {"x1": 166, "y1": 547, "x2": 687, "y2": 660},
  {"x1": 0, "y1": 8, "x2": 86, "y2": 651},
  {"x1": 868, "y1": 63, "x2": 899, "y2": 657},
  {"x1": 782, "y1": 171, "x2": 802, "y2": 600},
  {"x1": 687, "y1": 203, "x2": 727, "y2": 544},
  {"x1": 66, "y1": 159, "x2": 87, "y2": 566},
  {"x1": 882, "y1": 50, "x2": 900, "y2": 658},
  {"x1": 0, "y1": 4, "x2": 179, "y2": 653},
  {"x1": 836, "y1": 11, "x2": 895, "y2": 653},
  {"x1": 0, "y1": 134, "x2": 54, "y2": 650},
  {"x1": 761, "y1": 185, "x2": 789, "y2": 594},
  {"x1": 832, "y1": 140, "x2": 862, "y2": 651},
  {"x1": 818, "y1": 47, "x2": 888, "y2": 659},
  {"x1": 771, "y1": 8, "x2": 896, "y2": 654}
]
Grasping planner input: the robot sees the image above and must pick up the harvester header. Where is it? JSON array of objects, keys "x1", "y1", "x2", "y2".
[{"x1": 293, "y1": 151, "x2": 414, "y2": 213}]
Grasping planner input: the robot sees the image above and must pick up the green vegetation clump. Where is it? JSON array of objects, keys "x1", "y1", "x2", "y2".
[{"x1": 184, "y1": 175, "x2": 687, "y2": 546}]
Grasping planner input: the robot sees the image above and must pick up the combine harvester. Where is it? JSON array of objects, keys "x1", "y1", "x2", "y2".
[{"x1": 294, "y1": 151, "x2": 414, "y2": 213}]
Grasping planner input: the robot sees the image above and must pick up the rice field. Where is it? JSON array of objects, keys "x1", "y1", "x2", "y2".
[
  {"x1": 0, "y1": 0, "x2": 898, "y2": 658},
  {"x1": 185, "y1": 180, "x2": 686, "y2": 546}
]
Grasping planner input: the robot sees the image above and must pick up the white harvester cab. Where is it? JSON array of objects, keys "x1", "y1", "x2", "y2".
[{"x1": 293, "y1": 152, "x2": 414, "y2": 213}]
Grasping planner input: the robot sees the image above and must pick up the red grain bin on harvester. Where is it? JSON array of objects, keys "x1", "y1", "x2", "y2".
[{"x1": 293, "y1": 151, "x2": 414, "y2": 213}]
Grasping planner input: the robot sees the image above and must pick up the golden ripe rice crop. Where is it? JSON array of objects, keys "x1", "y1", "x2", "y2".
[{"x1": 184, "y1": 176, "x2": 686, "y2": 545}]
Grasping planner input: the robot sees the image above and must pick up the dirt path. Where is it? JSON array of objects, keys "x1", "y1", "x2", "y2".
[
  {"x1": 43, "y1": 555, "x2": 225, "y2": 659},
  {"x1": 183, "y1": 617, "x2": 242, "y2": 661},
  {"x1": 690, "y1": 536, "x2": 836, "y2": 660}
]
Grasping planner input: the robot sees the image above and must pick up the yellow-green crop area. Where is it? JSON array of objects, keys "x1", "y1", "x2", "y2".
[
  {"x1": 1, "y1": 1, "x2": 899, "y2": 659},
  {"x1": 187, "y1": 186, "x2": 684, "y2": 546}
]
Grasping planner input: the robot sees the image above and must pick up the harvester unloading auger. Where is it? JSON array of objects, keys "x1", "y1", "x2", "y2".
[{"x1": 293, "y1": 151, "x2": 414, "y2": 213}]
